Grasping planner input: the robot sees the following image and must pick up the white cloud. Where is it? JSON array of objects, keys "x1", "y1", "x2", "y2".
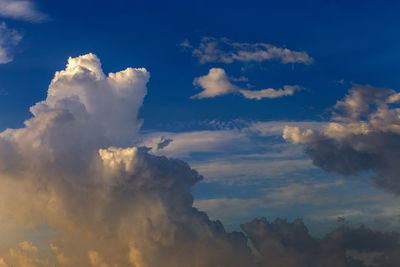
[
  {"x1": 192, "y1": 68, "x2": 302, "y2": 100},
  {"x1": 192, "y1": 68, "x2": 238, "y2": 98},
  {"x1": 0, "y1": 22, "x2": 22, "y2": 64},
  {"x1": 0, "y1": 53, "x2": 257, "y2": 267},
  {"x1": 187, "y1": 37, "x2": 314, "y2": 65},
  {"x1": 0, "y1": 0, "x2": 47, "y2": 22}
]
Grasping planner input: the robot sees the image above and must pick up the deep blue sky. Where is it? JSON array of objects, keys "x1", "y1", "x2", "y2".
[{"x1": 2, "y1": 0, "x2": 400, "y2": 130}]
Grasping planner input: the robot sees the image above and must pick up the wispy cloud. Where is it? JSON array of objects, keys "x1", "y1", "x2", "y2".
[
  {"x1": 184, "y1": 37, "x2": 314, "y2": 65},
  {"x1": 0, "y1": 0, "x2": 48, "y2": 22},
  {"x1": 141, "y1": 120, "x2": 325, "y2": 184},
  {"x1": 0, "y1": 22, "x2": 22, "y2": 64}
]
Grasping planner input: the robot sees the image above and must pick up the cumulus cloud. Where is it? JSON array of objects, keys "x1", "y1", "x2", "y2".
[
  {"x1": 192, "y1": 68, "x2": 302, "y2": 99},
  {"x1": 0, "y1": 53, "x2": 256, "y2": 267},
  {"x1": 283, "y1": 84, "x2": 400, "y2": 194},
  {"x1": 0, "y1": 22, "x2": 22, "y2": 64},
  {"x1": 0, "y1": 0, "x2": 47, "y2": 22},
  {"x1": 186, "y1": 37, "x2": 314, "y2": 65}
]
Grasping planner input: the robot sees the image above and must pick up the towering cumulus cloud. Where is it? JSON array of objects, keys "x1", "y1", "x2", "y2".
[
  {"x1": 283, "y1": 84, "x2": 400, "y2": 195},
  {"x1": 1, "y1": 55, "x2": 399, "y2": 266},
  {"x1": 0, "y1": 53, "x2": 254, "y2": 266}
]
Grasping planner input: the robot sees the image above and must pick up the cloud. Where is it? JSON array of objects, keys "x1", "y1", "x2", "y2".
[
  {"x1": 185, "y1": 37, "x2": 314, "y2": 65},
  {"x1": 0, "y1": 0, "x2": 48, "y2": 22},
  {"x1": 140, "y1": 121, "x2": 326, "y2": 184},
  {"x1": 283, "y1": 84, "x2": 400, "y2": 195},
  {"x1": 194, "y1": 181, "x2": 344, "y2": 222},
  {"x1": 0, "y1": 53, "x2": 399, "y2": 267},
  {"x1": 0, "y1": 22, "x2": 22, "y2": 64},
  {"x1": 192, "y1": 68, "x2": 238, "y2": 98},
  {"x1": 241, "y1": 217, "x2": 400, "y2": 267},
  {"x1": 192, "y1": 68, "x2": 302, "y2": 99},
  {"x1": 239, "y1": 85, "x2": 302, "y2": 100},
  {"x1": 0, "y1": 241, "x2": 50, "y2": 267},
  {"x1": 0, "y1": 53, "x2": 257, "y2": 267}
]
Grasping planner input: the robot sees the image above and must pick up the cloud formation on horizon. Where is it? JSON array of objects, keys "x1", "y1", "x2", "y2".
[{"x1": 192, "y1": 68, "x2": 302, "y2": 99}]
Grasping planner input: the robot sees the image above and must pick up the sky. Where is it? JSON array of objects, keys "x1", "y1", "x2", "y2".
[{"x1": 1, "y1": 0, "x2": 400, "y2": 266}]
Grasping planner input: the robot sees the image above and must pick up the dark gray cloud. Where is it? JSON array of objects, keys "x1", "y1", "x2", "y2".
[
  {"x1": 284, "y1": 84, "x2": 400, "y2": 194},
  {"x1": 242, "y1": 217, "x2": 400, "y2": 267}
]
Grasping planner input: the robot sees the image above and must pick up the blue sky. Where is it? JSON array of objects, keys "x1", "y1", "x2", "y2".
[
  {"x1": 2, "y1": 0, "x2": 400, "y2": 129},
  {"x1": 1, "y1": 0, "x2": 400, "y2": 265}
]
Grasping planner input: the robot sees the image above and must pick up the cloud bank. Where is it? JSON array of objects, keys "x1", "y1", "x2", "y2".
[
  {"x1": 0, "y1": 54, "x2": 399, "y2": 267},
  {"x1": 185, "y1": 37, "x2": 314, "y2": 65},
  {"x1": 192, "y1": 68, "x2": 302, "y2": 99},
  {"x1": 0, "y1": 22, "x2": 22, "y2": 64},
  {"x1": 0, "y1": 0, "x2": 47, "y2": 22},
  {"x1": 283, "y1": 84, "x2": 400, "y2": 195}
]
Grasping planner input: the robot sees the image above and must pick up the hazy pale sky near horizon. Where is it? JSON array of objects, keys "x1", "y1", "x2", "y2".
[{"x1": 1, "y1": 1, "x2": 400, "y2": 266}]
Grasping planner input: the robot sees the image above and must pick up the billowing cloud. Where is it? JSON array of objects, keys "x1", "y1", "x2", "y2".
[
  {"x1": 0, "y1": 22, "x2": 22, "y2": 64},
  {"x1": 0, "y1": 0, "x2": 47, "y2": 22},
  {"x1": 283, "y1": 84, "x2": 400, "y2": 194},
  {"x1": 186, "y1": 37, "x2": 314, "y2": 65},
  {"x1": 192, "y1": 68, "x2": 302, "y2": 99},
  {"x1": 0, "y1": 53, "x2": 255, "y2": 267}
]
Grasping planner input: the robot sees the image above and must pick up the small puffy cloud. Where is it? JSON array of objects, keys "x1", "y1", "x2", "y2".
[
  {"x1": 283, "y1": 84, "x2": 400, "y2": 194},
  {"x1": 192, "y1": 68, "x2": 238, "y2": 98},
  {"x1": 192, "y1": 67, "x2": 302, "y2": 100},
  {"x1": 0, "y1": 0, "x2": 48, "y2": 22},
  {"x1": 185, "y1": 37, "x2": 314, "y2": 65},
  {"x1": 0, "y1": 22, "x2": 22, "y2": 64}
]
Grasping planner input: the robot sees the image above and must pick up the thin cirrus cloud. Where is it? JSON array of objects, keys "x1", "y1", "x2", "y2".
[
  {"x1": 191, "y1": 67, "x2": 302, "y2": 100},
  {"x1": 184, "y1": 37, "x2": 314, "y2": 65},
  {"x1": 0, "y1": 0, "x2": 48, "y2": 23},
  {"x1": 0, "y1": 22, "x2": 22, "y2": 64}
]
